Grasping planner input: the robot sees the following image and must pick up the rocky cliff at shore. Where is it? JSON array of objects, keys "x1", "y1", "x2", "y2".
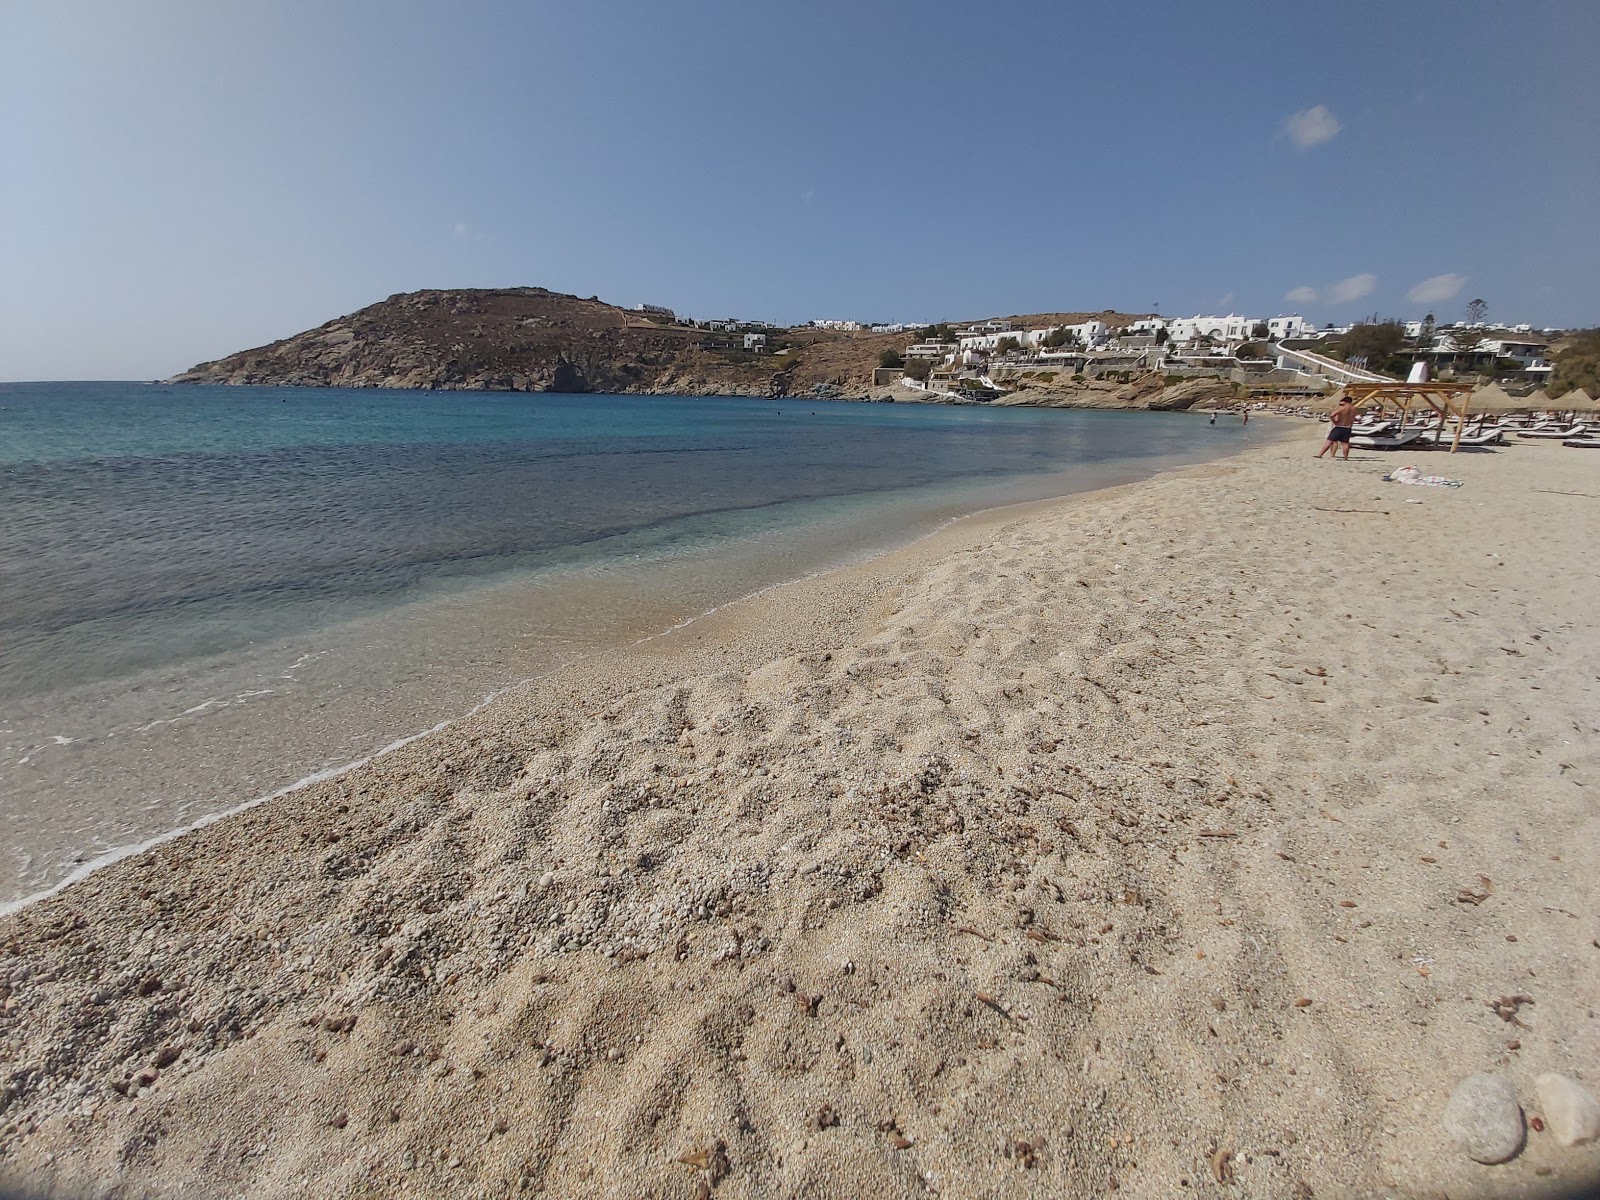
[
  {"x1": 992, "y1": 375, "x2": 1241, "y2": 411},
  {"x1": 170, "y1": 287, "x2": 1227, "y2": 410},
  {"x1": 169, "y1": 288, "x2": 901, "y2": 398}
]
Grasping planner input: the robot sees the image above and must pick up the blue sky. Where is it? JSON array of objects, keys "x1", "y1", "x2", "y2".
[{"x1": 4, "y1": 0, "x2": 1598, "y2": 380}]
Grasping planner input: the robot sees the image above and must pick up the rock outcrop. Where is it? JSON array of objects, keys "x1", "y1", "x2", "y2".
[
  {"x1": 169, "y1": 288, "x2": 904, "y2": 398},
  {"x1": 994, "y1": 375, "x2": 1241, "y2": 412}
]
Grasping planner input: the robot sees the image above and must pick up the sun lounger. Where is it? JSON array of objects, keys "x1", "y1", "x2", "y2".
[
  {"x1": 1351, "y1": 427, "x2": 1433, "y2": 450},
  {"x1": 1439, "y1": 428, "x2": 1506, "y2": 449},
  {"x1": 1562, "y1": 437, "x2": 1600, "y2": 449},
  {"x1": 1517, "y1": 423, "x2": 1588, "y2": 440}
]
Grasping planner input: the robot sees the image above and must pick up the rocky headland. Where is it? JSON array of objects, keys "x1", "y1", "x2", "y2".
[
  {"x1": 170, "y1": 288, "x2": 809, "y2": 397},
  {"x1": 169, "y1": 288, "x2": 1226, "y2": 410}
]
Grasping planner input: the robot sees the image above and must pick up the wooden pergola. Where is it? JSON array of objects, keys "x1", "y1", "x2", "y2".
[{"x1": 1340, "y1": 382, "x2": 1478, "y2": 452}]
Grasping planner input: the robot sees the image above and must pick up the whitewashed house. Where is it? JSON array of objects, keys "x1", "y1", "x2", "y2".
[
  {"x1": 1265, "y1": 314, "x2": 1312, "y2": 340},
  {"x1": 1165, "y1": 314, "x2": 1260, "y2": 344},
  {"x1": 1124, "y1": 317, "x2": 1169, "y2": 340}
]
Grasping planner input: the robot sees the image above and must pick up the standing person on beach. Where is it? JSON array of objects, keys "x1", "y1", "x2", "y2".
[{"x1": 1318, "y1": 396, "x2": 1359, "y2": 459}]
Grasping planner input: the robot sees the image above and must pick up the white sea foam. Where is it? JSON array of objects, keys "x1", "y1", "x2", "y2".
[{"x1": 0, "y1": 708, "x2": 479, "y2": 919}]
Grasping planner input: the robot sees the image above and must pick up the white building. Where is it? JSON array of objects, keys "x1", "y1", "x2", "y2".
[
  {"x1": 1480, "y1": 337, "x2": 1551, "y2": 374},
  {"x1": 634, "y1": 303, "x2": 675, "y2": 320},
  {"x1": 744, "y1": 332, "x2": 767, "y2": 352},
  {"x1": 1165, "y1": 314, "x2": 1263, "y2": 344},
  {"x1": 960, "y1": 319, "x2": 1015, "y2": 335},
  {"x1": 1056, "y1": 319, "x2": 1111, "y2": 347},
  {"x1": 1158, "y1": 313, "x2": 1309, "y2": 344},
  {"x1": 959, "y1": 329, "x2": 1038, "y2": 352},
  {"x1": 905, "y1": 340, "x2": 957, "y2": 360},
  {"x1": 1265, "y1": 314, "x2": 1312, "y2": 340},
  {"x1": 957, "y1": 319, "x2": 1113, "y2": 354}
]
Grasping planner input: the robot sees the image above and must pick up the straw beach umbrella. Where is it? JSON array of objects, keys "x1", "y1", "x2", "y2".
[
  {"x1": 1552, "y1": 387, "x2": 1599, "y2": 414},
  {"x1": 1462, "y1": 382, "x2": 1526, "y2": 415}
]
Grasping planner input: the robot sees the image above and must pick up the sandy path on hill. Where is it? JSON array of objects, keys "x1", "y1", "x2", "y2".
[{"x1": 2, "y1": 429, "x2": 1597, "y2": 1200}]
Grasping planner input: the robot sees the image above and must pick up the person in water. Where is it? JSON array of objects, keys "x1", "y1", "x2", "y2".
[{"x1": 1317, "y1": 395, "x2": 1359, "y2": 459}]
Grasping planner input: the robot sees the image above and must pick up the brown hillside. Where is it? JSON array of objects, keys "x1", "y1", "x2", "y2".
[
  {"x1": 170, "y1": 289, "x2": 1158, "y2": 397},
  {"x1": 171, "y1": 288, "x2": 907, "y2": 397}
]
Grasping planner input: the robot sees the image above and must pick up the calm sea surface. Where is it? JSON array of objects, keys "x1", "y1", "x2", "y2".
[{"x1": 0, "y1": 382, "x2": 1256, "y2": 907}]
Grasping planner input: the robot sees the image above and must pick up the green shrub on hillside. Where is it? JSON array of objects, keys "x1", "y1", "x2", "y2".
[{"x1": 1551, "y1": 329, "x2": 1600, "y2": 397}]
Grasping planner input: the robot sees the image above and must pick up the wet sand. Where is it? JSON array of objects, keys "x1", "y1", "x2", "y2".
[{"x1": 2, "y1": 429, "x2": 1597, "y2": 1198}]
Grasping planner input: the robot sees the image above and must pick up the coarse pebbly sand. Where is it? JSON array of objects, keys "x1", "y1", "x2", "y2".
[{"x1": 1, "y1": 426, "x2": 1597, "y2": 1200}]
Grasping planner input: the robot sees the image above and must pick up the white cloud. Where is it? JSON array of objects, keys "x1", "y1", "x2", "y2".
[
  {"x1": 1406, "y1": 273, "x2": 1468, "y2": 304},
  {"x1": 1327, "y1": 273, "x2": 1377, "y2": 303},
  {"x1": 452, "y1": 222, "x2": 469, "y2": 239},
  {"x1": 1218, "y1": 291, "x2": 1235, "y2": 309},
  {"x1": 1285, "y1": 285, "x2": 1319, "y2": 304},
  {"x1": 1283, "y1": 104, "x2": 1342, "y2": 150}
]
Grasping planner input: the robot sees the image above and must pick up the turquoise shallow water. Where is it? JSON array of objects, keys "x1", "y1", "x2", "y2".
[
  {"x1": 0, "y1": 382, "x2": 1256, "y2": 907},
  {"x1": 1, "y1": 383, "x2": 1234, "y2": 698}
]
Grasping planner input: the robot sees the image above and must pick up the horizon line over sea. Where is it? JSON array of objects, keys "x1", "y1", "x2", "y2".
[{"x1": 0, "y1": 382, "x2": 1265, "y2": 908}]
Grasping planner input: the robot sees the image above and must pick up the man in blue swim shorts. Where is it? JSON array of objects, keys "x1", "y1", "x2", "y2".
[{"x1": 1317, "y1": 395, "x2": 1358, "y2": 460}]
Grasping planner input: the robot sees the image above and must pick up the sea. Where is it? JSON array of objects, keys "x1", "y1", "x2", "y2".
[{"x1": 0, "y1": 382, "x2": 1259, "y2": 910}]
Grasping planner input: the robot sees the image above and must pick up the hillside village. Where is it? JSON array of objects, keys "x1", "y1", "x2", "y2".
[
  {"x1": 646, "y1": 297, "x2": 1571, "y2": 402},
  {"x1": 171, "y1": 288, "x2": 1590, "y2": 406},
  {"x1": 856, "y1": 311, "x2": 1562, "y2": 402}
]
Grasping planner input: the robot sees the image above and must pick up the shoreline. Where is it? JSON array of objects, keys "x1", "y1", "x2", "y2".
[
  {"x1": 149, "y1": 377, "x2": 1238, "y2": 413},
  {"x1": 3, "y1": 428, "x2": 1596, "y2": 1197},
  {"x1": 1, "y1": 424, "x2": 1267, "y2": 914}
]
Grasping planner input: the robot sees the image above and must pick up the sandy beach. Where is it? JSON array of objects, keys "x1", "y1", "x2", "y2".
[{"x1": 2, "y1": 425, "x2": 1597, "y2": 1198}]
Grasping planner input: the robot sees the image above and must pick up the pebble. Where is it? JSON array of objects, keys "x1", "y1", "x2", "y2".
[
  {"x1": 1535, "y1": 1073, "x2": 1600, "y2": 1147},
  {"x1": 1443, "y1": 1073, "x2": 1524, "y2": 1164}
]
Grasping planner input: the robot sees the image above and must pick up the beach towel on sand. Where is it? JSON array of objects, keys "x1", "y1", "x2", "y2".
[{"x1": 1384, "y1": 464, "x2": 1462, "y2": 488}]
